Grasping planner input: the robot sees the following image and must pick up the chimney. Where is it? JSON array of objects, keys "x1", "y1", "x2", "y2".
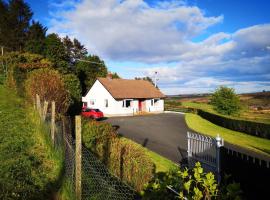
[{"x1": 107, "y1": 72, "x2": 113, "y2": 80}]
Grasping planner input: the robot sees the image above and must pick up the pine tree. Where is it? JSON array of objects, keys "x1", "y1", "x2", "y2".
[
  {"x1": 24, "y1": 20, "x2": 47, "y2": 54},
  {"x1": 0, "y1": 1, "x2": 8, "y2": 47},
  {"x1": 44, "y1": 33, "x2": 69, "y2": 73},
  {"x1": 73, "y1": 38, "x2": 88, "y2": 60},
  {"x1": 7, "y1": 0, "x2": 33, "y2": 51},
  {"x1": 76, "y1": 55, "x2": 108, "y2": 94}
]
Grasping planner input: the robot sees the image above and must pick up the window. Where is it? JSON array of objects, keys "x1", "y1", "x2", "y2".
[
  {"x1": 104, "y1": 99, "x2": 108, "y2": 107},
  {"x1": 82, "y1": 102, "x2": 87, "y2": 107},
  {"x1": 151, "y1": 99, "x2": 159, "y2": 106},
  {"x1": 122, "y1": 99, "x2": 132, "y2": 108},
  {"x1": 89, "y1": 99, "x2": 95, "y2": 105}
]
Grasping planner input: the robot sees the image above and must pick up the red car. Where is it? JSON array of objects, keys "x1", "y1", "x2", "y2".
[{"x1": 81, "y1": 108, "x2": 104, "y2": 120}]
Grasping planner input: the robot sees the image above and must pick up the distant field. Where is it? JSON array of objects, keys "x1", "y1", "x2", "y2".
[{"x1": 165, "y1": 92, "x2": 270, "y2": 124}]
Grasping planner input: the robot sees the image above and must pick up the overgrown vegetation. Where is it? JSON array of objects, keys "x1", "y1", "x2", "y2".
[
  {"x1": 210, "y1": 86, "x2": 241, "y2": 115},
  {"x1": 0, "y1": 85, "x2": 63, "y2": 200},
  {"x1": 25, "y1": 68, "x2": 71, "y2": 114}
]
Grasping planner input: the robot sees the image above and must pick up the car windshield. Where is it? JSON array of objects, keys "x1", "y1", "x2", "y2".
[
  {"x1": 84, "y1": 108, "x2": 91, "y2": 112},
  {"x1": 93, "y1": 109, "x2": 101, "y2": 112}
]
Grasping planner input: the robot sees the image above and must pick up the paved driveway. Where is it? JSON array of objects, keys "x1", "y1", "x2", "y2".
[{"x1": 105, "y1": 113, "x2": 189, "y2": 163}]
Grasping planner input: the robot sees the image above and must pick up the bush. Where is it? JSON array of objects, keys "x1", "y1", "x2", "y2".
[
  {"x1": 82, "y1": 120, "x2": 154, "y2": 191},
  {"x1": 25, "y1": 68, "x2": 70, "y2": 114},
  {"x1": 210, "y1": 86, "x2": 240, "y2": 115},
  {"x1": 0, "y1": 52, "x2": 52, "y2": 95},
  {"x1": 63, "y1": 74, "x2": 82, "y2": 115},
  {"x1": 198, "y1": 109, "x2": 270, "y2": 139},
  {"x1": 142, "y1": 162, "x2": 242, "y2": 200}
]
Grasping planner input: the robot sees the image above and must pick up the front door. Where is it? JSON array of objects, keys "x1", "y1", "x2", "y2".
[{"x1": 138, "y1": 100, "x2": 142, "y2": 111}]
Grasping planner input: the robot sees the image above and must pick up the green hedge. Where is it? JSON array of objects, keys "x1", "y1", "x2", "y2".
[
  {"x1": 165, "y1": 106, "x2": 197, "y2": 113},
  {"x1": 197, "y1": 109, "x2": 270, "y2": 139},
  {"x1": 82, "y1": 120, "x2": 154, "y2": 191}
]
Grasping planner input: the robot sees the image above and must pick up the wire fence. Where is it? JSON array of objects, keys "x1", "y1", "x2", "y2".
[{"x1": 35, "y1": 95, "x2": 137, "y2": 200}]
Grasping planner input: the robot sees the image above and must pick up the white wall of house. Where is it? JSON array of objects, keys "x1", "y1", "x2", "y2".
[{"x1": 82, "y1": 80, "x2": 164, "y2": 116}]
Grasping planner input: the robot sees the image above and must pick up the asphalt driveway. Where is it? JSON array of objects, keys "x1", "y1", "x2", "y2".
[{"x1": 105, "y1": 113, "x2": 189, "y2": 163}]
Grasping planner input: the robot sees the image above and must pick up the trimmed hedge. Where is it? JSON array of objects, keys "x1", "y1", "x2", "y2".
[
  {"x1": 82, "y1": 120, "x2": 154, "y2": 191},
  {"x1": 197, "y1": 109, "x2": 270, "y2": 139}
]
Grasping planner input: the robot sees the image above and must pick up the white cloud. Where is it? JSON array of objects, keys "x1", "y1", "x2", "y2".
[
  {"x1": 48, "y1": 0, "x2": 270, "y2": 94},
  {"x1": 48, "y1": 0, "x2": 223, "y2": 62}
]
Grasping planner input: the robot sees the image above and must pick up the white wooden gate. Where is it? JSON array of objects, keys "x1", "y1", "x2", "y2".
[{"x1": 187, "y1": 132, "x2": 224, "y2": 181}]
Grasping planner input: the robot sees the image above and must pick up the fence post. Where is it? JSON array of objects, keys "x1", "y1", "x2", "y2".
[
  {"x1": 36, "y1": 94, "x2": 41, "y2": 117},
  {"x1": 216, "y1": 134, "x2": 223, "y2": 184},
  {"x1": 75, "y1": 115, "x2": 82, "y2": 200},
  {"x1": 42, "y1": 101, "x2": 48, "y2": 121},
  {"x1": 51, "y1": 101, "x2": 55, "y2": 144}
]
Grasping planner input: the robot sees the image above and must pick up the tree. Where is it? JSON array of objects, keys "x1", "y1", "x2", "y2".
[
  {"x1": 210, "y1": 86, "x2": 241, "y2": 115},
  {"x1": 25, "y1": 68, "x2": 70, "y2": 114},
  {"x1": 44, "y1": 33, "x2": 69, "y2": 73},
  {"x1": 24, "y1": 21, "x2": 47, "y2": 54},
  {"x1": 135, "y1": 76, "x2": 155, "y2": 86},
  {"x1": 6, "y1": 0, "x2": 33, "y2": 51},
  {"x1": 0, "y1": 0, "x2": 8, "y2": 47},
  {"x1": 76, "y1": 55, "x2": 108, "y2": 94},
  {"x1": 73, "y1": 38, "x2": 87, "y2": 60},
  {"x1": 63, "y1": 73, "x2": 82, "y2": 115}
]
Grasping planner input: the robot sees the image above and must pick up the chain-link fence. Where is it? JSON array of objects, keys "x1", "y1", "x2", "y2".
[{"x1": 36, "y1": 96, "x2": 137, "y2": 200}]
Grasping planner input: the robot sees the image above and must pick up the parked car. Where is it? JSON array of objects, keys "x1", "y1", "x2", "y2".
[{"x1": 81, "y1": 108, "x2": 104, "y2": 120}]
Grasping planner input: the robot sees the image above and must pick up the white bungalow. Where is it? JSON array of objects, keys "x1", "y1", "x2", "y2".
[{"x1": 82, "y1": 76, "x2": 165, "y2": 116}]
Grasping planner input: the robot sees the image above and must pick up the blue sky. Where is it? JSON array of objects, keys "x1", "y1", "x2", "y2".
[{"x1": 26, "y1": 0, "x2": 270, "y2": 94}]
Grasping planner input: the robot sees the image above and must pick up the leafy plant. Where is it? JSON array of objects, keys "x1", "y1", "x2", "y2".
[
  {"x1": 25, "y1": 68, "x2": 71, "y2": 114},
  {"x1": 210, "y1": 86, "x2": 241, "y2": 115},
  {"x1": 142, "y1": 162, "x2": 218, "y2": 200}
]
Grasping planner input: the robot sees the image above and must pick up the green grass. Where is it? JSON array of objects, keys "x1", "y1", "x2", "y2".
[
  {"x1": 144, "y1": 146, "x2": 177, "y2": 172},
  {"x1": 185, "y1": 113, "x2": 270, "y2": 157},
  {"x1": 0, "y1": 84, "x2": 63, "y2": 199},
  {"x1": 182, "y1": 101, "x2": 270, "y2": 124}
]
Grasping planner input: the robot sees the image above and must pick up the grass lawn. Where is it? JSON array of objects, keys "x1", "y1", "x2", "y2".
[
  {"x1": 181, "y1": 101, "x2": 270, "y2": 124},
  {"x1": 185, "y1": 113, "x2": 270, "y2": 157},
  {"x1": 120, "y1": 137, "x2": 177, "y2": 172},
  {"x1": 0, "y1": 84, "x2": 63, "y2": 199},
  {"x1": 145, "y1": 147, "x2": 178, "y2": 172}
]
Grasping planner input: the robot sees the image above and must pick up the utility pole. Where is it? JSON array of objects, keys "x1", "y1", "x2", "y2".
[
  {"x1": 1, "y1": 46, "x2": 3, "y2": 56},
  {"x1": 154, "y1": 71, "x2": 158, "y2": 88}
]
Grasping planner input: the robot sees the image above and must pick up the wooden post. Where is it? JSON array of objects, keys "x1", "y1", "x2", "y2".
[
  {"x1": 43, "y1": 101, "x2": 48, "y2": 121},
  {"x1": 75, "y1": 115, "x2": 82, "y2": 200},
  {"x1": 36, "y1": 94, "x2": 41, "y2": 117},
  {"x1": 51, "y1": 101, "x2": 55, "y2": 144}
]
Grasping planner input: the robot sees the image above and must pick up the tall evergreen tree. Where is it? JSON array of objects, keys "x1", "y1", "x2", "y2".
[
  {"x1": 44, "y1": 33, "x2": 69, "y2": 73},
  {"x1": 24, "y1": 20, "x2": 47, "y2": 54},
  {"x1": 76, "y1": 55, "x2": 108, "y2": 94},
  {"x1": 7, "y1": 0, "x2": 33, "y2": 51},
  {"x1": 0, "y1": 1, "x2": 8, "y2": 47},
  {"x1": 62, "y1": 35, "x2": 73, "y2": 63},
  {"x1": 73, "y1": 38, "x2": 88, "y2": 60}
]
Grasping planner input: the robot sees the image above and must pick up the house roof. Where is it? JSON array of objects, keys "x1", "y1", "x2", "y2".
[{"x1": 97, "y1": 78, "x2": 166, "y2": 99}]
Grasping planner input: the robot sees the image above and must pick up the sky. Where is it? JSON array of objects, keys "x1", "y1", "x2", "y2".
[{"x1": 26, "y1": 0, "x2": 270, "y2": 94}]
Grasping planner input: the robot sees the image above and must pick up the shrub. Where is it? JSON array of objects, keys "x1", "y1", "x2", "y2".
[
  {"x1": 0, "y1": 52, "x2": 52, "y2": 95},
  {"x1": 25, "y1": 68, "x2": 70, "y2": 114},
  {"x1": 63, "y1": 74, "x2": 82, "y2": 115},
  {"x1": 142, "y1": 162, "x2": 242, "y2": 200},
  {"x1": 210, "y1": 86, "x2": 240, "y2": 115},
  {"x1": 82, "y1": 120, "x2": 154, "y2": 191}
]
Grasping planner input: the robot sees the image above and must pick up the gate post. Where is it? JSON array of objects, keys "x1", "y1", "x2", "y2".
[{"x1": 216, "y1": 134, "x2": 224, "y2": 184}]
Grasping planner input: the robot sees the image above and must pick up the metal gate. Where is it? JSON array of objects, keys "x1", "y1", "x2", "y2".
[{"x1": 187, "y1": 132, "x2": 224, "y2": 182}]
